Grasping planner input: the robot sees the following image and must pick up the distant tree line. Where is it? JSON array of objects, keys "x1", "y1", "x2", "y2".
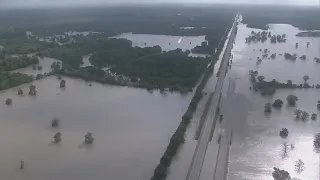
[{"x1": 0, "y1": 55, "x2": 39, "y2": 71}]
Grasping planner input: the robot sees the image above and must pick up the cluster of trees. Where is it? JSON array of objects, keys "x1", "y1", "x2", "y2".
[
  {"x1": 272, "y1": 167, "x2": 291, "y2": 180},
  {"x1": 279, "y1": 128, "x2": 289, "y2": 138},
  {"x1": 58, "y1": 44, "x2": 210, "y2": 92},
  {"x1": 284, "y1": 53, "x2": 297, "y2": 61},
  {"x1": 270, "y1": 34, "x2": 286, "y2": 43},
  {"x1": 264, "y1": 99, "x2": 284, "y2": 113},
  {"x1": 192, "y1": 30, "x2": 230, "y2": 55},
  {"x1": 0, "y1": 38, "x2": 53, "y2": 54},
  {"x1": 245, "y1": 31, "x2": 286, "y2": 44},
  {"x1": 39, "y1": 37, "x2": 211, "y2": 92},
  {"x1": 0, "y1": 72, "x2": 33, "y2": 91},
  {"x1": 249, "y1": 71, "x2": 320, "y2": 96},
  {"x1": 40, "y1": 47, "x2": 83, "y2": 69},
  {"x1": 314, "y1": 133, "x2": 320, "y2": 150},
  {"x1": 245, "y1": 31, "x2": 269, "y2": 43},
  {"x1": 294, "y1": 109, "x2": 309, "y2": 121},
  {"x1": 0, "y1": 55, "x2": 39, "y2": 71}
]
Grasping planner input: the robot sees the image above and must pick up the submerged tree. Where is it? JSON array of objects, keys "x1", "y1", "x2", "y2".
[
  {"x1": 84, "y1": 132, "x2": 94, "y2": 144},
  {"x1": 264, "y1": 103, "x2": 272, "y2": 112},
  {"x1": 287, "y1": 95, "x2": 298, "y2": 106},
  {"x1": 257, "y1": 76, "x2": 265, "y2": 82},
  {"x1": 294, "y1": 109, "x2": 302, "y2": 119},
  {"x1": 272, "y1": 167, "x2": 291, "y2": 180},
  {"x1": 311, "y1": 113, "x2": 317, "y2": 120},
  {"x1": 295, "y1": 159, "x2": 305, "y2": 173},
  {"x1": 303, "y1": 75, "x2": 309, "y2": 83},
  {"x1": 5, "y1": 98, "x2": 12, "y2": 105},
  {"x1": 314, "y1": 133, "x2": 320, "y2": 150},
  {"x1": 18, "y1": 88, "x2": 23, "y2": 95},
  {"x1": 281, "y1": 142, "x2": 290, "y2": 159},
  {"x1": 301, "y1": 111, "x2": 309, "y2": 121},
  {"x1": 60, "y1": 80, "x2": 66, "y2": 88},
  {"x1": 280, "y1": 128, "x2": 289, "y2": 138},
  {"x1": 272, "y1": 99, "x2": 283, "y2": 108},
  {"x1": 28, "y1": 85, "x2": 37, "y2": 96},
  {"x1": 53, "y1": 132, "x2": 62, "y2": 143},
  {"x1": 52, "y1": 118, "x2": 60, "y2": 127}
]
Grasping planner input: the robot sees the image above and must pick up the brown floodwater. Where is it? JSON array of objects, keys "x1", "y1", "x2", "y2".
[
  {"x1": 227, "y1": 21, "x2": 320, "y2": 180},
  {"x1": 0, "y1": 74, "x2": 193, "y2": 180}
]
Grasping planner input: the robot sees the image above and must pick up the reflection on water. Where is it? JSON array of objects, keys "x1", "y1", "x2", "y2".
[
  {"x1": 227, "y1": 22, "x2": 320, "y2": 180},
  {"x1": 111, "y1": 32, "x2": 207, "y2": 52},
  {"x1": 0, "y1": 75, "x2": 192, "y2": 180}
]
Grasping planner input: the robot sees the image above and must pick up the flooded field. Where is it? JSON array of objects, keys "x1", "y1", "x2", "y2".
[
  {"x1": 0, "y1": 75, "x2": 192, "y2": 179},
  {"x1": 111, "y1": 32, "x2": 207, "y2": 52},
  {"x1": 227, "y1": 22, "x2": 320, "y2": 180}
]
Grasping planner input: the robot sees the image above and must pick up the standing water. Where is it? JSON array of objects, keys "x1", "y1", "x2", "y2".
[
  {"x1": 0, "y1": 73, "x2": 192, "y2": 179},
  {"x1": 227, "y1": 21, "x2": 320, "y2": 180}
]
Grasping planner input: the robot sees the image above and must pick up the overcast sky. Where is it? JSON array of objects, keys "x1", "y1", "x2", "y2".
[{"x1": 0, "y1": 0, "x2": 318, "y2": 8}]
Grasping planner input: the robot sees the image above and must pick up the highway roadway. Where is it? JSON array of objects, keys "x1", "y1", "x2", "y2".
[
  {"x1": 213, "y1": 79, "x2": 235, "y2": 180},
  {"x1": 185, "y1": 14, "x2": 239, "y2": 180}
]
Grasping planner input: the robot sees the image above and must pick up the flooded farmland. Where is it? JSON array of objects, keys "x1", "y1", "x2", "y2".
[
  {"x1": 0, "y1": 73, "x2": 193, "y2": 179},
  {"x1": 227, "y1": 22, "x2": 320, "y2": 180}
]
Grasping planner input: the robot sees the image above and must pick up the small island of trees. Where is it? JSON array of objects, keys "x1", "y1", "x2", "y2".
[
  {"x1": 287, "y1": 95, "x2": 298, "y2": 106},
  {"x1": 60, "y1": 80, "x2": 66, "y2": 88},
  {"x1": 53, "y1": 132, "x2": 62, "y2": 144},
  {"x1": 279, "y1": 128, "x2": 289, "y2": 138},
  {"x1": 84, "y1": 132, "x2": 94, "y2": 144},
  {"x1": 28, "y1": 85, "x2": 37, "y2": 96},
  {"x1": 272, "y1": 167, "x2": 291, "y2": 180},
  {"x1": 272, "y1": 99, "x2": 283, "y2": 108},
  {"x1": 5, "y1": 98, "x2": 12, "y2": 105},
  {"x1": 264, "y1": 103, "x2": 272, "y2": 112},
  {"x1": 52, "y1": 118, "x2": 60, "y2": 127},
  {"x1": 245, "y1": 31, "x2": 286, "y2": 44},
  {"x1": 17, "y1": 88, "x2": 23, "y2": 95}
]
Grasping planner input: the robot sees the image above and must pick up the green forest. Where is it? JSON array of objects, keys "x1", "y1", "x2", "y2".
[{"x1": 0, "y1": 6, "x2": 235, "y2": 92}]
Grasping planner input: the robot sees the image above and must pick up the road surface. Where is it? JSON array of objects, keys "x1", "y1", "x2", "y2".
[
  {"x1": 185, "y1": 14, "x2": 239, "y2": 180},
  {"x1": 213, "y1": 79, "x2": 235, "y2": 180}
]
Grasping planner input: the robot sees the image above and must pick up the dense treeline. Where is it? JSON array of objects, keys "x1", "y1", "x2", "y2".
[
  {"x1": 0, "y1": 38, "x2": 53, "y2": 54},
  {"x1": 40, "y1": 47, "x2": 83, "y2": 69},
  {"x1": 60, "y1": 50, "x2": 209, "y2": 92},
  {"x1": 90, "y1": 48, "x2": 209, "y2": 91},
  {"x1": 0, "y1": 55, "x2": 39, "y2": 71},
  {"x1": 112, "y1": 51, "x2": 208, "y2": 91},
  {"x1": 89, "y1": 44, "x2": 162, "y2": 67},
  {"x1": 0, "y1": 72, "x2": 33, "y2": 91},
  {"x1": 59, "y1": 66, "x2": 123, "y2": 86}
]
